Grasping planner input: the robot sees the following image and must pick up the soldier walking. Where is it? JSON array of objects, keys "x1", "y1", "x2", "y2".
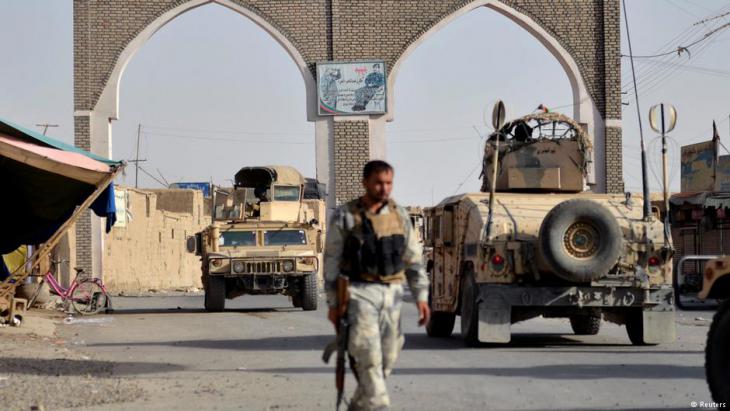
[{"x1": 325, "y1": 160, "x2": 431, "y2": 411}]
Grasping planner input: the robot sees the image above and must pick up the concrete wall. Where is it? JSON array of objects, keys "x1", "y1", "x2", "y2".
[{"x1": 101, "y1": 187, "x2": 208, "y2": 292}]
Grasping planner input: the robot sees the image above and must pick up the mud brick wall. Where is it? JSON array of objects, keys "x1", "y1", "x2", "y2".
[{"x1": 102, "y1": 188, "x2": 209, "y2": 292}]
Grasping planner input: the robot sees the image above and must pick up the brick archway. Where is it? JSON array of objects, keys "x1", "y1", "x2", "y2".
[
  {"x1": 386, "y1": 1, "x2": 605, "y2": 190},
  {"x1": 74, "y1": 0, "x2": 621, "y2": 276}
]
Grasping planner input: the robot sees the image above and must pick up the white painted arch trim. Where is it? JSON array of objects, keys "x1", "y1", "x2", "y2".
[
  {"x1": 386, "y1": 0, "x2": 607, "y2": 192},
  {"x1": 93, "y1": 0, "x2": 318, "y2": 123}
]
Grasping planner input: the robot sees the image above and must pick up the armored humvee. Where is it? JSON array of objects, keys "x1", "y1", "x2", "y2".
[
  {"x1": 425, "y1": 112, "x2": 675, "y2": 346},
  {"x1": 698, "y1": 257, "x2": 730, "y2": 404},
  {"x1": 189, "y1": 166, "x2": 325, "y2": 312}
]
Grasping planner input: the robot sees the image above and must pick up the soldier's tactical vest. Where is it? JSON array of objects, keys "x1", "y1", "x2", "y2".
[{"x1": 340, "y1": 199, "x2": 407, "y2": 283}]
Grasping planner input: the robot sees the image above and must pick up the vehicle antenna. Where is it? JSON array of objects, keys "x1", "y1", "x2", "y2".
[
  {"x1": 622, "y1": 0, "x2": 651, "y2": 220},
  {"x1": 35, "y1": 123, "x2": 58, "y2": 135}
]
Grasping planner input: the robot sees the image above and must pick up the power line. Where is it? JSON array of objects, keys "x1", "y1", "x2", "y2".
[
  {"x1": 620, "y1": 21, "x2": 730, "y2": 59},
  {"x1": 143, "y1": 131, "x2": 312, "y2": 145},
  {"x1": 633, "y1": 59, "x2": 730, "y2": 79},
  {"x1": 142, "y1": 130, "x2": 482, "y2": 145},
  {"x1": 144, "y1": 122, "x2": 484, "y2": 136},
  {"x1": 667, "y1": 0, "x2": 700, "y2": 19},
  {"x1": 137, "y1": 165, "x2": 169, "y2": 188},
  {"x1": 143, "y1": 124, "x2": 311, "y2": 137},
  {"x1": 693, "y1": 10, "x2": 730, "y2": 26}
]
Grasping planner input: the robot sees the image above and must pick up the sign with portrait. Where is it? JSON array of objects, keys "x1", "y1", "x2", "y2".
[
  {"x1": 681, "y1": 140, "x2": 717, "y2": 192},
  {"x1": 317, "y1": 61, "x2": 387, "y2": 115}
]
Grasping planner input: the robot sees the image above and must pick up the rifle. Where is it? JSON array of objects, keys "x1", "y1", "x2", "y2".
[{"x1": 322, "y1": 275, "x2": 350, "y2": 410}]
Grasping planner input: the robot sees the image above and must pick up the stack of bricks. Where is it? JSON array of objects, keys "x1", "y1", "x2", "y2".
[{"x1": 333, "y1": 121, "x2": 370, "y2": 205}]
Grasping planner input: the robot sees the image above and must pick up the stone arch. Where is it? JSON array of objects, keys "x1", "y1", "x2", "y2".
[
  {"x1": 73, "y1": 0, "x2": 320, "y2": 278},
  {"x1": 89, "y1": 0, "x2": 317, "y2": 130},
  {"x1": 385, "y1": 0, "x2": 606, "y2": 191}
]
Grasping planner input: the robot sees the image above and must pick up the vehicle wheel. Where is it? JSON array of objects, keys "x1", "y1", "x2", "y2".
[
  {"x1": 625, "y1": 310, "x2": 659, "y2": 346},
  {"x1": 71, "y1": 279, "x2": 108, "y2": 315},
  {"x1": 539, "y1": 199, "x2": 622, "y2": 283},
  {"x1": 706, "y1": 299, "x2": 730, "y2": 403},
  {"x1": 426, "y1": 292, "x2": 456, "y2": 338},
  {"x1": 300, "y1": 274, "x2": 318, "y2": 311},
  {"x1": 204, "y1": 276, "x2": 226, "y2": 312},
  {"x1": 460, "y1": 273, "x2": 479, "y2": 347},
  {"x1": 570, "y1": 314, "x2": 601, "y2": 335}
]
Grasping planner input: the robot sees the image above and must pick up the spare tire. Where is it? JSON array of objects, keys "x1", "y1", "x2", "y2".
[{"x1": 539, "y1": 198, "x2": 622, "y2": 283}]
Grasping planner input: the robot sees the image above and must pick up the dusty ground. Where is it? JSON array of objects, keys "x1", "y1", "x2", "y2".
[
  {"x1": 0, "y1": 312, "x2": 144, "y2": 411},
  {"x1": 1, "y1": 293, "x2": 718, "y2": 410}
]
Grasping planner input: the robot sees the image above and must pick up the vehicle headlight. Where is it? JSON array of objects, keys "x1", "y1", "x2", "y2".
[
  {"x1": 299, "y1": 257, "x2": 316, "y2": 266},
  {"x1": 282, "y1": 260, "x2": 295, "y2": 272},
  {"x1": 210, "y1": 259, "x2": 222, "y2": 268},
  {"x1": 232, "y1": 261, "x2": 244, "y2": 274}
]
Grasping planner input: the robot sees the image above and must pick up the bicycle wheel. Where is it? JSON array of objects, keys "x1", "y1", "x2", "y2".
[{"x1": 70, "y1": 279, "x2": 108, "y2": 315}]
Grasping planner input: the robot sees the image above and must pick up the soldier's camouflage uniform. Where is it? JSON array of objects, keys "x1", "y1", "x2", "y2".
[{"x1": 325, "y1": 201, "x2": 429, "y2": 411}]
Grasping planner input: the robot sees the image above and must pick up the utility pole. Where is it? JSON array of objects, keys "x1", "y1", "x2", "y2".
[
  {"x1": 128, "y1": 123, "x2": 147, "y2": 188},
  {"x1": 35, "y1": 123, "x2": 58, "y2": 135}
]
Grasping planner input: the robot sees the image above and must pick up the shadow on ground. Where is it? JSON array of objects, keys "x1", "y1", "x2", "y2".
[
  {"x1": 107, "y1": 307, "x2": 299, "y2": 315},
  {"x1": 88, "y1": 332, "x2": 685, "y2": 352},
  {"x1": 0, "y1": 357, "x2": 185, "y2": 376},
  {"x1": 243, "y1": 363, "x2": 704, "y2": 380}
]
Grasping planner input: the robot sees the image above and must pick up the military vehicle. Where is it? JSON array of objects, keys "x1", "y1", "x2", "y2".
[
  {"x1": 424, "y1": 110, "x2": 675, "y2": 346},
  {"x1": 188, "y1": 166, "x2": 325, "y2": 312},
  {"x1": 698, "y1": 257, "x2": 730, "y2": 404}
]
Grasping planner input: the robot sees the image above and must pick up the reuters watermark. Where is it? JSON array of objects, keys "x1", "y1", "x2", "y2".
[{"x1": 690, "y1": 401, "x2": 727, "y2": 408}]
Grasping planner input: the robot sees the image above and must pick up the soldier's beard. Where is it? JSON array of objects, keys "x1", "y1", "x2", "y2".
[{"x1": 363, "y1": 190, "x2": 389, "y2": 207}]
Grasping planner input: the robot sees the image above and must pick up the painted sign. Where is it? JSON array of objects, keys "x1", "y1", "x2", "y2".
[
  {"x1": 681, "y1": 140, "x2": 717, "y2": 192},
  {"x1": 317, "y1": 61, "x2": 386, "y2": 115},
  {"x1": 113, "y1": 187, "x2": 127, "y2": 228},
  {"x1": 715, "y1": 155, "x2": 730, "y2": 192},
  {"x1": 170, "y1": 182, "x2": 211, "y2": 198}
]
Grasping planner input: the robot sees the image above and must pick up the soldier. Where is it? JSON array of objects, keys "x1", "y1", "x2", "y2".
[{"x1": 325, "y1": 160, "x2": 430, "y2": 411}]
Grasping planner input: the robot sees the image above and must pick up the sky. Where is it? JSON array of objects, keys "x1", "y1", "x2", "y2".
[{"x1": 1, "y1": 1, "x2": 729, "y2": 206}]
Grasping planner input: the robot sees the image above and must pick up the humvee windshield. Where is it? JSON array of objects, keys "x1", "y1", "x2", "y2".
[
  {"x1": 264, "y1": 230, "x2": 306, "y2": 245},
  {"x1": 273, "y1": 186, "x2": 300, "y2": 201},
  {"x1": 219, "y1": 231, "x2": 256, "y2": 247}
]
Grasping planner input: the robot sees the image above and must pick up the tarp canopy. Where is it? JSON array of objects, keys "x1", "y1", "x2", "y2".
[{"x1": 0, "y1": 117, "x2": 122, "y2": 254}]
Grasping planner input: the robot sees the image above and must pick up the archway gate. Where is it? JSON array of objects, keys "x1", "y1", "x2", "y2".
[{"x1": 74, "y1": 0, "x2": 622, "y2": 275}]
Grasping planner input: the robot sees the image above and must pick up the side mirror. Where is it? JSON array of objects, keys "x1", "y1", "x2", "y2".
[{"x1": 186, "y1": 235, "x2": 201, "y2": 255}]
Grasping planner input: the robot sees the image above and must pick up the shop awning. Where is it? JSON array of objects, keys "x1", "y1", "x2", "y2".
[{"x1": 0, "y1": 117, "x2": 123, "y2": 254}]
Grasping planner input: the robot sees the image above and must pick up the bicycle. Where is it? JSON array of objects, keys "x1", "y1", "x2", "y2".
[{"x1": 28, "y1": 259, "x2": 112, "y2": 315}]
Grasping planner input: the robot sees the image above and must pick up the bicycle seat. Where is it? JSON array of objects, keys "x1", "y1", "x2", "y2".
[{"x1": 73, "y1": 267, "x2": 85, "y2": 275}]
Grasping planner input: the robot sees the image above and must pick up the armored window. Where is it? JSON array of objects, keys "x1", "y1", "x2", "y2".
[
  {"x1": 219, "y1": 231, "x2": 256, "y2": 247},
  {"x1": 264, "y1": 230, "x2": 307, "y2": 245},
  {"x1": 273, "y1": 185, "x2": 301, "y2": 201},
  {"x1": 442, "y1": 208, "x2": 454, "y2": 246},
  {"x1": 432, "y1": 215, "x2": 442, "y2": 240}
]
